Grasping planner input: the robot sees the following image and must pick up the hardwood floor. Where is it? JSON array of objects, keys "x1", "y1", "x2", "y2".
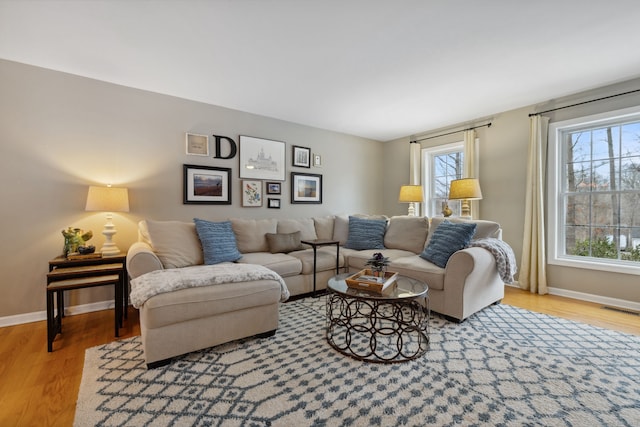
[{"x1": 0, "y1": 288, "x2": 638, "y2": 426}]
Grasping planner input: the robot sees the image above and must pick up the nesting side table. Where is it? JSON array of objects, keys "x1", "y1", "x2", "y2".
[{"x1": 46, "y1": 254, "x2": 128, "y2": 352}]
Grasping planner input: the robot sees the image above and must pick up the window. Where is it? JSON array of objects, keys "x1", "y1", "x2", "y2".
[
  {"x1": 422, "y1": 142, "x2": 464, "y2": 217},
  {"x1": 548, "y1": 106, "x2": 640, "y2": 275}
]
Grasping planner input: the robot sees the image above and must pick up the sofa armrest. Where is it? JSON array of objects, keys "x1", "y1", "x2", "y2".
[
  {"x1": 442, "y1": 246, "x2": 503, "y2": 320},
  {"x1": 127, "y1": 241, "x2": 164, "y2": 279}
]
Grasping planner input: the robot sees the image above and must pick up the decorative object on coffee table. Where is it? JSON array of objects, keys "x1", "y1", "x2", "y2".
[
  {"x1": 364, "y1": 252, "x2": 389, "y2": 277},
  {"x1": 85, "y1": 185, "x2": 129, "y2": 257},
  {"x1": 398, "y1": 185, "x2": 423, "y2": 216}
]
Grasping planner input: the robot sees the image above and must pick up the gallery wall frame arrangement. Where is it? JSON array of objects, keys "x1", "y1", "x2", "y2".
[
  {"x1": 292, "y1": 145, "x2": 311, "y2": 168},
  {"x1": 266, "y1": 182, "x2": 281, "y2": 195},
  {"x1": 183, "y1": 164, "x2": 231, "y2": 204},
  {"x1": 268, "y1": 198, "x2": 281, "y2": 209},
  {"x1": 291, "y1": 172, "x2": 322, "y2": 204},
  {"x1": 185, "y1": 133, "x2": 209, "y2": 156},
  {"x1": 239, "y1": 135, "x2": 286, "y2": 181},
  {"x1": 241, "y1": 180, "x2": 263, "y2": 207}
]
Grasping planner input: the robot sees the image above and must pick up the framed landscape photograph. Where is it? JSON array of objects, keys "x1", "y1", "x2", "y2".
[
  {"x1": 292, "y1": 145, "x2": 311, "y2": 168},
  {"x1": 268, "y1": 198, "x2": 281, "y2": 209},
  {"x1": 183, "y1": 164, "x2": 231, "y2": 204},
  {"x1": 241, "y1": 180, "x2": 263, "y2": 207},
  {"x1": 266, "y1": 181, "x2": 281, "y2": 194},
  {"x1": 291, "y1": 172, "x2": 322, "y2": 204},
  {"x1": 239, "y1": 135, "x2": 286, "y2": 181},
  {"x1": 185, "y1": 133, "x2": 209, "y2": 156}
]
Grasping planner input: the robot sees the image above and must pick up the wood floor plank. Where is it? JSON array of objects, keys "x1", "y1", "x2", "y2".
[{"x1": 0, "y1": 290, "x2": 637, "y2": 426}]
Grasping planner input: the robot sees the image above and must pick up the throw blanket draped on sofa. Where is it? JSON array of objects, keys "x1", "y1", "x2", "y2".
[
  {"x1": 130, "y1": 263, "x2": 290, "y2": 307},
  {"x1": 469, "y1": 238, "x2": 517, "y2": 284}
]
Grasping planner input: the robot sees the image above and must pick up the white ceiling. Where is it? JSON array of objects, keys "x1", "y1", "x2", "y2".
[{"x1": 2, "y1": 1, "x2": 640, "y2": 141}]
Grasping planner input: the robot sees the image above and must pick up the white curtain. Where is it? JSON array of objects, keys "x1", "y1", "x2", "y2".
[
  {"x1": 520, "y1": 115, "x2": 549, "y2": 294},
  {"x1": 410, "y1": 141, "x2": 421, "y2": 185},
  {"x1": 463, "y1": 129, "x2": 479, "y2": 218},
  {"x1": 409, "y1": 140, "x2": 421, "y2": 215}
]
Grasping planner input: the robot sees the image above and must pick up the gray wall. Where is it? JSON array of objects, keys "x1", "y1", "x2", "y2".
[
  {"x1": 384, "y1": 79, "x2": 640, "y2": 305},
  {"x1": 0, "y1": 59, "x2": 383, "y2": 320}
]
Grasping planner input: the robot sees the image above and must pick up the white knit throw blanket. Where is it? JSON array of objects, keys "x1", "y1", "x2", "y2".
[
  {"x1": 130, "y1": 263, "x2": 290, "y2": 308},
  {"x1": 468, "y1": 238, "x2": 518, "y2": 284}
]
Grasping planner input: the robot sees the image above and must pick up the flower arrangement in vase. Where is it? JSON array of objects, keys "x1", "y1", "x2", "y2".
[{"x1": 365, "y1": 252, "x2": 390, "y2": 277}]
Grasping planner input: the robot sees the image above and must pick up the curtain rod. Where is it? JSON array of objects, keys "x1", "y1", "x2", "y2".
[
  {"x1": 528, "y1": 88, "x2": 640, "y2": 117},
  {"x1": 410, "y1": 122, "x2": 492, "y2": 143}
]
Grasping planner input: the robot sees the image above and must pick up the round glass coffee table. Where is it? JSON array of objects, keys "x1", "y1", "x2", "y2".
[{"x1": 326, "y1": 273, "x2": 429, "y2": 363}]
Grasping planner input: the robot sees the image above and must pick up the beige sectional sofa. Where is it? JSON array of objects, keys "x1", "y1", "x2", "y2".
[{"x1": 127, "y1": 214, "x2": 507, "y2": 367}]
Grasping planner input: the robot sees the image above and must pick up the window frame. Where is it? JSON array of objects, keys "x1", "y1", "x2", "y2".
[
  {"x1": 548, "y1": 105, "x2": 640, "y2": 276},
  {"x1": 422, "y1": 141, "x2": 464, "y2": 218}
]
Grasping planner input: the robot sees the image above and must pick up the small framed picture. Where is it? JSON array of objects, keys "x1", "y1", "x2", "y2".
[
  {"x1": 268, "y1": 198, "x2": 281, "y2": 209},
  {"x1": 185, "y1": 133, "x2": 209, "y2": 156},
  {"x1": 291, "y1": 172, "x2": 322, "y2": 204},
  {"x1": 313, "y1": 153, "x2": 322, "y2": 167},
  {"x1": 292, "y1": 145, "x2": 311, "y2": 168},
  {"x1": 242, "y1": 180, "x2": 263, "y2": 207},
  {"x1": 266, "y1": 182, "x2": 281, "y2": 195},
  {"x1": 183, "y1": 164, "x2": 231, "y2": 204}
]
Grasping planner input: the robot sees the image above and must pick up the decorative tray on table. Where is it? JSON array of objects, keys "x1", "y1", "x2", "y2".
[{"x1": 345, "y1": 269, "x2": 399, "y2": 293}]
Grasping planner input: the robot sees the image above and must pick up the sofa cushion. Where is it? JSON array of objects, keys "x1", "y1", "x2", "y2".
[
  {"x1": 266, "y1": 231, "x2": 303, "y2": 253},
  {"x1": 230, "y1": 218, "x2": 278, "y2": 253},
  {"x1": 332, "y1": 215, "x2": 350, "y2": 245},
  {"x1": 313, "y1": 216, "x2": 335, "y2": 240},
  {"x1": 277, "y1": 218, "x2": 318, "y2": 241},
  {"x1": 420, "y1": 221, "x2": 477, "y2": 268},
  {"x1": 289, "y1": 248, "x2": 344, "y2": 275},
  {"x1": 388, "y1": 255, "x2": 446, "y2": 291},
  {"x1": 344, "y1": 216, "x2": 387, "y2": 250},
  {"x1": 194, "y1": 219, "x2": 242, "y2": 265},
  {"x1": 236, "y1": 252, "x2": 302, "y2": 278},
  {"x1": 346, "y1": 248, "x2": 416, "y2": 271},
  {"x1": 140, "y1": 278, "x2": 282, "y2": 329},
  {"x1": 144, "y1": 220, "x2": 203, "y2": 269},
  {"x1": 384, "y1": 215, "x2": 429, "y2": 254}
]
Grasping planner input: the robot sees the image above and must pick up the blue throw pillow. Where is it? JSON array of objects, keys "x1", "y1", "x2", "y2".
[
  {"x1": 193, "y1": 218, "x2": 242, "y2": 265},
  {"x1": 344, "y1": 216, "x2": 387, "y2": 250},
  {"x1": 420, "y1": 220, "x2": 477, "y2": 268}
]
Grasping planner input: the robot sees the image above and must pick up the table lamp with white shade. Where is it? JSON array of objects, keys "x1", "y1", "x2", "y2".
[
  {"x1": 448, "y1": 178, "x2": 482, "y2": 219},
  {"x1": 85, "y1": 185, "x2": 129, "y2": 257},
  {"x1": 398, "y1": 185, "x2": 424, "y2": 216}
]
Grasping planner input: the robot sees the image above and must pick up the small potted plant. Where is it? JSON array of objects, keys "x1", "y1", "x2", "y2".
[{"x1": 365, "y1": 252, "x2": 390, "y2": 277}]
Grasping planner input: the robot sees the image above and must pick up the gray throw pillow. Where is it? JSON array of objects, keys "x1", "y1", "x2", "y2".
[
  {"x1": 266, "y1": 231, "x2": 303, "y2": 253},
  {"x1": 344, "y1": 216, "x2": 387, "y2": 250},
  {"x1": 420, "y1": 220, "x2": 477, "y2": 268},
  {"x1": 193, "y1": 218, "x2": 242, "y2": 265}
]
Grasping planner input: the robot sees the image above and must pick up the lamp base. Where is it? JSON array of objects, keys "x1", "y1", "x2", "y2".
[
  {"x1": 100, "y1": 214, "x2": 121, "y2": 257},
  {"x1": 407, "y1": 202, "x2": 416, "y2": 217},
  {"x1": 459, "y1": 199, "x2": 472, "y2": 219}
]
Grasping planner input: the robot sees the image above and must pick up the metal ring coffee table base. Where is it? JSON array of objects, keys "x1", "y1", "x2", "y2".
[{"x1": 326, "y1": 291, "x2": 429, "y2": 363}]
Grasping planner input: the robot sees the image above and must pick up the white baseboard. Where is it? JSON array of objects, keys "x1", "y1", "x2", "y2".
[
  {"x1": 0, "y1": 299, "x2": 115, "y2": 328},
  {"x1": 506, "y1": 282, "x2": 640, "y2": 313}
]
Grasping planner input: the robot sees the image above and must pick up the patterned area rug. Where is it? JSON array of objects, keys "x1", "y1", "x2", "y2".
[{"x1": 75, "y1": 297, "x2": 640, "y2": 426}]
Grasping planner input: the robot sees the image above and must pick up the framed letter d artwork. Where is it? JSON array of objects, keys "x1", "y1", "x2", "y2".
[
  {"x1": 183, "y1": 164, "x2": 232, "y2": 204},
  {"x1": 291, "y1": 172, "x2": 322, "y2": 204}
]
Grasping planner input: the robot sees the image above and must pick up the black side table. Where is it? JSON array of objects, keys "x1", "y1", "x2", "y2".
[
  {"x1": 46, "y1": 254, "x2": 128, "y2": 351},
  {"x1": 301, "y1": 239, "x2": 340, "y2": 296}
]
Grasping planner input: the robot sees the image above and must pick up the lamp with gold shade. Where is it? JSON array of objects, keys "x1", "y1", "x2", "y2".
[
  {"x1": 85, "y1": 185, "x2": 130, "y2": 257},
  {"x1": 448, "y1": 178, "x2": 482, "y2": 219},
  {"x1": 398, "y1": 185, "x2": 424, "y2": 216}
]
